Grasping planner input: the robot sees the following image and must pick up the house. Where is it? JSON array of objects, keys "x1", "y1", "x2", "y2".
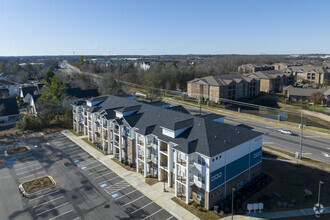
[
  {"x1": 187, "y1": 74, "x2": 260, "y2": 101},
  {"x1": 27, "y1": 88, "x2": 99, "y2": 116},
  {"x1": 72, "y1": 95, "x2": 263, "y2": 209},
  {"x1": 0, "y1": 97, "x2": 19, "y2": 126},
  {"x1": 244, "y1": 70, "x2": 294, "y2": 93},
  {"x1": 288, "y1": 65, "x2": 330, "y2": 85},
  {"x1": 284, "y1": 85, "x2": 330, "y2": 106},
  {"x1": 272, "y1": 63, "x2": 288, "y2": 70},
  {"x1": 0, "y1": 79, "x2": 23, "y2": 97},
  {"x1": 19, "y1": 84, "x2": 44, "y2": 103},
  {"x1": 238, "y1": 63, "x2": 274, "y2": 73}
]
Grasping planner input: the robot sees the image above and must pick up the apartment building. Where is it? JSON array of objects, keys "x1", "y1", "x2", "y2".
[
  {"x1": 72, "y1": 95, "x2": 263, "y2": 210},
  {"x1": 243, "y1": 70, "x2": 294, "y2": 93},
  {"x1": 187, "y1": 74, "x2": 260, "y2": 101},
  {"x1": 288, "y1": 65, "x2": 329, "y2": 85},
  {"x1": 238, "y1": 63, "x2": 275, "y2": 73}
]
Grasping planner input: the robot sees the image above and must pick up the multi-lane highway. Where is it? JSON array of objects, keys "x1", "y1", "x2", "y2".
[{"x1": 166, "y1": 100, "x2": 330, "y2": 164}]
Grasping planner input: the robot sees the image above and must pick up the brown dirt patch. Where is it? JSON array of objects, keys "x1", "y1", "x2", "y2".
[
  {"x1": 22, "y1": 176, "x2": 54, "y2": 193},
  {"x1": 7, "y1": 146, "x2": 29, "y2": 155},
  {"x1": 145, "y1": 177, "x2": 158, "y2": 186}
]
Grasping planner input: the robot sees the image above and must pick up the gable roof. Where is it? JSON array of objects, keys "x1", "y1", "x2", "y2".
[{"x1": 0, "y1": 97, "x2": 19, "y2": 116}]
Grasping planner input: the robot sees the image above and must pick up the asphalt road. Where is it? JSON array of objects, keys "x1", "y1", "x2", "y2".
[
  {"x1": 0, "y1": 132, "x2": 175, "y2": 220},
  {"x1": 166, "y1": 100, "x2": 330, "y2": 164}
]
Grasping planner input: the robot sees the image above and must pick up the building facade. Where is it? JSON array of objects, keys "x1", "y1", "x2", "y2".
[
  {"x1": 289, "y1": 65, "x2": 330, "y2": 85},
  {"x1": 72, "y1": 95, "x2": 263, "y2": 209},
  {"x1": 187, "y1": 74, "x2": 260, "y2": 101}
]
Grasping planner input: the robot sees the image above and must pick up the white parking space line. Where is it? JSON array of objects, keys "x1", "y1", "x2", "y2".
[
  {"x1": 93, "y1": 172, "x2": 113, "y2": 180},
  {"x1": 143, "y1": 208, "x2": 163, "y2": 220},
  {"x1": 85, "y1": 163, "x2": 103, "y2": 170},
  {"x1": 15, "y1": 163, "x2": 42, "y2": 172},
  {"x1": 33, "y1": 196, "x2": 64, "y2": 208},
  {"x1": 115, "y1": 190, "x2": 137, "y2": 200},
  {"x1": 16, "y1": 167, "x2": 44, "y2": 176},
  {"x1": 80, "y1": 160, "x2": 99, "y2": 167},
  {"x1": 123, "y1": 195, "x2": 145, "y2": 207},
  {"x1": 98, "y1": 176, "x2": 120, "y2": 184},
  {"x1": 35, "y1": 202, "x2": 69, "y2": 216},
  {"x1": 105, "y1": 185, "x2": 131, "y2": 194},
  {"x1": 99, "y1": 178, "x2": 123, "y2": 186},
  {"x1": 88, "y1": 167, "x2": 109, "y2": 175},
  {"x1": 48, "y1": 209, "x2": 74, "y2": 220},
  {"x1": 18, "y1": 171, "x2": 46, "y2": 181},
  {"x1": 131, "y1": 202, "x2": 153, "y2": 214},
  {"x1": 63, "y1": 148, "x2": 83, "y2": 154},
  {"x1": 166, "y1": 216, "x2": 175, "y2": 220},
  {"x1": 29, "y1": 190, "x2": 61, "y2": 201},
  {"x1": 14, "y1": 161, "x2": 38, "y2": 168},
  {"x1": 71, "y1": 154, "x2": 91, "y2": 160}
]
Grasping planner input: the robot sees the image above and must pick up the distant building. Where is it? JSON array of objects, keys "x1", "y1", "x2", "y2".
[
  {"x1": 19, "y1": 84, "x2": 44, "y2": 103},
  {"x1": 284, "y1": 85, "x2": 330, "y2": 106},
  {"x1": 0, "y1": 97, "x2": 19, "y2": 126},
  {"x1": 288, "y1": 65, "x2": 330, "y2": 85},
  {"x1": 134, "y1": 61, "x2": 151, "y2": 70},
  {"x1": 238, "y1": 64, "x2": 274, "y2": 73},
  {"x1": 0, "y1": 79, "x2": 23, "y2": 97},
  {"x1": 187, "y1": 74, "x2": 259, "y2": 101},
  {"x1": 244, "y1": 70, "x2": 294, "y2": 93},
  {"x1": 272, "y1": 63, "x2": 288, "y2": 70}
]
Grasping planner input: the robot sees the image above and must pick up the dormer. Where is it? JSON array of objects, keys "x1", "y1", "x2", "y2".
[
  {"x1": 86, "y1": 96, "x2": 107, "y2": 107},
  {"x1": 161, "y1": 118, "x2": 194, "y2": 138},
  {"x1": 114, "y1": 105, "x2": 141, "y2": 118}
]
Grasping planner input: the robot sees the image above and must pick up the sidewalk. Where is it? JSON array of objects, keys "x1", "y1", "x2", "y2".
[
  {"x1": 61, "y1": 130, "x2": 199, "y2": 220},
  {"x1": 247, "y1": 206, "x2": 330, "y2": 219}
]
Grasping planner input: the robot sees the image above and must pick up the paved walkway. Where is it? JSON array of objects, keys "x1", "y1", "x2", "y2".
[{"x1": 61, "y1": 130, "x2": 199, "y2": 220}]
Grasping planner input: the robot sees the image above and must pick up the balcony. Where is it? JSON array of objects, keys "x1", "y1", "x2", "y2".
[
  {"x1": 138, "y1": 152, "x2": 144, "y2": 160},
  {"x1": 177, "y1": 158, "x2": 187, "y2": 167},
  {"x1": 137, "y1": 139, "x2": 144, "y2": 146}
]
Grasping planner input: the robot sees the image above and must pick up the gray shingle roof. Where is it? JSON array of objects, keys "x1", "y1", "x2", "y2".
[{"x1": 0, "y1": 97, "x2": 19, "y2": 116}]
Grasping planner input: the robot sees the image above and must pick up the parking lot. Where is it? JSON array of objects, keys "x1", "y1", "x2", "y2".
[{"x1": 0, "y1": 132, "x2": 175, "y2": 220}]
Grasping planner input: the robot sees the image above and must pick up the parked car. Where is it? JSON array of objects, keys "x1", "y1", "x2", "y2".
[{"x1": 278, "y1": 129, "x2": 293, "y2": 135}]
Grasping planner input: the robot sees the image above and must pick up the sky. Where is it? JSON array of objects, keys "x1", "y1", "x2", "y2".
[{"x1": 0, "y1": 0, "x2": 330, "y2": 56}]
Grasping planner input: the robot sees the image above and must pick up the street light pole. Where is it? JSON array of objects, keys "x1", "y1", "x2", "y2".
[
  {"x1": 299, "y1": 113, "x2": 304, "y2": 159},
  {"x1": 318, "y1": 181, "x2": 324, "y2": 209},
  {"x1": 232, "y1": 187, "x2": 235, "y2": 220}
]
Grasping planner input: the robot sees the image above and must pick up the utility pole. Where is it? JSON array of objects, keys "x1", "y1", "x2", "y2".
[
  {"x1": 299, "y1": 113, "x2": 304, "y2": 159},
  {"x1": 232, "y1": 188, "x2": 235, "y2": 220}
]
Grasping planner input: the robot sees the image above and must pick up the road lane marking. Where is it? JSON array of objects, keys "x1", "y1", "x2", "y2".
[
  {"x1": 131, "y1": 202, "x2": 153, "y2": 214},
  {"x1": 143, "y1": 208, "x2": 163, "y2": 220},
  {"x1": 35, "y1": 202, "x2": 69, "y2": 216},
  {"x1": 48, "y1": 209, "x2": 74, "y2": 220},
  {"x1": 123, "y1": 195, "x2": 145, "y2": 206}
]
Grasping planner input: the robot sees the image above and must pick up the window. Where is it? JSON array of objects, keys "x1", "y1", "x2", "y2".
[
  {"x1": 212, "y1": 158, "x2": 214, "y2": 162},
  {"x1": 198, "y1": 174, "x2": 205, "y2": 184},
  {"x1": 216, "y1": 157, "x2": 218, "y2": 160},
  {"x1": 198, "y1": 156, "x2": 205, "y2": 166}
]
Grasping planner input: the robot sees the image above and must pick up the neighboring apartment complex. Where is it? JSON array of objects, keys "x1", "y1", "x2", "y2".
[
  {"x1": 288, "y1": 65, "x2": 330, "y2": 85},
  {"x1": 238, "y1": 63, "x2": 275, "y2": 73},
  {"x1": 72, "y1": 95, "x2": 263, "y2": 210},
  {"x1": 187, "y1": 74, "x2": 260, "y2": 101},
  {"x1": 243, "y1": 70, "x2": 294, "y2": 93}
]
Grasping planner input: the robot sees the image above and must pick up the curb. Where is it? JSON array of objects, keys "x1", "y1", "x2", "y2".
[{"x1": 18, "y1": 175, "x2": 56, "y2": 197}]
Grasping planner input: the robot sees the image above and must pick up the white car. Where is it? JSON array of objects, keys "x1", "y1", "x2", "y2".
[{"x1": 278, "y1": 129, "x2": 293, "y2": 135}]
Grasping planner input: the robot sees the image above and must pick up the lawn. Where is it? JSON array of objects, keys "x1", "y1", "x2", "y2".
[{"x1": 243, "y1": 159, "x2": 330, "y2": 212}]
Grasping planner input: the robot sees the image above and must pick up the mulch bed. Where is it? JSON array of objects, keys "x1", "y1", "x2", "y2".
[
  {"x1": 145, "y1": 177, "x2": 159, "y2": 186},
  {"x1": 22, "y1": 176, "x2": 53, "y2": 193},
  {"x1": 7, "y1": 146, "x2": 29, "y2": 155}
]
